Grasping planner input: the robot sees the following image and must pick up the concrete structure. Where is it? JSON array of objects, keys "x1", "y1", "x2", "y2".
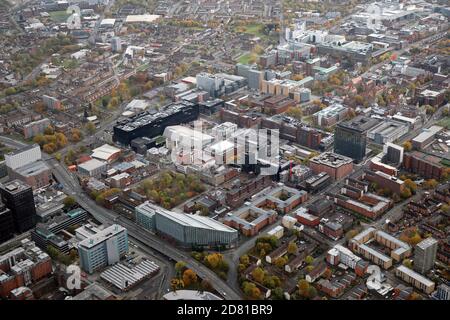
[
  {"x1": 111, "y1": 37, "x2": 122, "y2": 52},
  {"x1": 4, "y1": 144, "x2": 41, "y2": 172},
  {"x1": 78, "y1": 159, "x2": 107, "y2": 177},
  {"x1": 91, "y1": 144, "x2": 122, "y2": 163},
  {"x1": 403, "y1": 151, "x2": 445, "y2": 180},
  {"x1": 367, "y1": 120, "x2": 409, "y2": 145},
  {"x1": 0, "y1": 180, "x2": 36, "y2": 233},
  {"x1": 78, "y1": 224, "x2": 129, "y2": 274},
  {"x1": 363, "y1": 170, "x2": 405, "y2": 195},
  {"x1": 22, "y1": 118, "x2": 51, "y2": 139},
  {"x1": 350, "y1": 228, "x2": 412, "y2": 269},
  {"x1": 113, "y1": 101, "x2": 199, "y2": 145},
  {"x1": 0, "y1": 239, "x2": 52, "y2": 298},
  {"x1": 135, "y1": 202, "x2": 238, "y2": 248},
  {"x1": 9, "y1": 161, "x2": 52, "y2": 190},
  {"x1": 414, "y1": 238, "x2": 438, "y2": 274},
  {"x1": 0, "y1": 202, "x2": 14, "y2": 243},
  {"x1": 412, "y1": 126, "x2": 444, "y2": 150},
  {"x1": 313, "y1": 104, "x2": 348, "y2": 127},
  {"x1": 395, "y1": 265, "x2": 435, "y2": 294},
  {"x1": 334, "y1": 116, "x2": 379, "y2": 162},
  {"x1": 309, "y1": 152, "x2": 354, "y2": 180}
]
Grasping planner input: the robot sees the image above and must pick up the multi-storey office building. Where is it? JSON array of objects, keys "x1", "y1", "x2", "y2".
[
  {"x1": 78, "y1": 224, "x2": 128, "y2": 274},
  {"x1": 0, "y1": 180, "x2": 37, "y2": 233},
  {"x1": 113, "y1": 101, "x2": 199, "y2": 145},
  {"x1": 135, "y1": 202, "x2": 238, "y2": 249},
  {"x1": 334, "y1": 116, "x2": 378, "y2": 163}
]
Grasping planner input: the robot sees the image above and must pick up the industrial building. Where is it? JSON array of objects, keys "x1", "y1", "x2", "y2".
[
  {"x1": 77, "y1": 159, "x2": 107, "y2": 177},
  {"x1": 135, "y1": 202, "x2": 238, "y2": 249},
  {"x1": 113, "y1": 101, "x2": 199, "y2": 145}
]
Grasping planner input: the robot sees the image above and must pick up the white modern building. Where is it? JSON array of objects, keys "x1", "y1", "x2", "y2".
[{"x1": 78, "y1": 224, "x2": 128, "y2": 274}]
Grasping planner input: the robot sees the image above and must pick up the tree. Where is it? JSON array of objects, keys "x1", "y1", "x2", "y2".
[
  {"x1": 200, "y1": 279, "x2": 213, "y2": 292},
  {"x1": 182, "y1": 269, "x2": 198, "y2": 287},
  {"x1": 251, "y1": 267, "x2": 265, "y2": 284},
  {"x1": 345, "y1": 229, "x2": 359, "y2": 240},
  {"x1": 400, "y1": 187, "x2": 412, "y2": 199},
  {"x1": 403, "y1": 141, "x2": 412, "y2": 151},
  {"x1": 274, "y1": 256, "x2": 288, "y2": 268},
  {"x1": 286, "y1": 106, "x2": 302, "y2": 120},
  {"x1": 404, "y1": 179, "x2": 417, "y2": 193},
  {"x1": 43, "y1": 143, "x2": 56, "y2": 154},
  {"x1": 63, "y1": 196, "x2": 76, "y2": 209},
  {"x1": 175, "y1": 261, "x2": 186, "y2": 275},
  {"x1": 307, "y1": 286, "x2": 317, "y2": 299},
  {"x1": 85, "y1": 122, "x2": 96, "y2": 134},
  {"x1": 240, "y1": 254, "x2": 250, "y2": 267},
  {"x1": 305, "y1": 255, "x2": 314, "y2": 265},
  {"x1": 287, "y1": 242, "x2": 298, "y2": 255},
  {"x1": 170, "y1": 278, "x2": 184, "y2": 291},
  {"x1": 272, "y1": 287, "x2": 284, "y2": 300},
  {"x1": 403, "y1": 259, "x2": 413, "y2": 269},
  {"x1": 44, "y1": 125, "x2": 55, "y2": 135},
  {"x1": 71, "y1": 128, "x2": 82, "y2": 142},
  {"x1": 423, "y1": 179, "x2": 438, "y2": 190},
  {"x1": 298, "y1": 279, "x2": 310, "y2": 297},
  {"x1": 204, "y1": 253, "x2": 222, "y2": 269}
]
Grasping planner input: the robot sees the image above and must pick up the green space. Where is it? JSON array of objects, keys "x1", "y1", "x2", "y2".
[
  {"x1": 234, "y1": 23, "x2": 265, "y2": 37},
  {"x1": 238, "y1": 52, "x2": 258, "y2": 64},
  {"x1": 49, "y1": 10, "x2": 70, "y2": 23},
  {"x1": 438, "y1": 116, "x2": 450, "y2": 129}
]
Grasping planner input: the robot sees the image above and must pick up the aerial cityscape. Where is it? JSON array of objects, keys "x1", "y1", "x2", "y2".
[{"x1": 0, "y1": 0, "x2": 449, "y2": 304}]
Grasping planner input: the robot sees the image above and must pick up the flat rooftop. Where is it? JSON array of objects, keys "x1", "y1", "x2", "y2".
[
  {"x1": 79, "y1": 224, "x2": 126, "y2": 249},
  {"x1": 338, "y1": 116, "x2": 379, "y2": 133},
  {"x1": 310, "y1": 152, "x2": 353, "y2": 168},
  {"x1": 115, "y1": 101, "x2": 196, "y2": 132},
  {"x1": 0, "y1": 179, "x2": 31, "y2": 194}
]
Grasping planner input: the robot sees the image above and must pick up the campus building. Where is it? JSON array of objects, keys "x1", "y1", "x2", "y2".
[
  {"x1": 78, "y1": 224, "x2": 129, "y2": 274},
  {"x1": 135, "y1": 202, "x2": 238, "y2": 249}
]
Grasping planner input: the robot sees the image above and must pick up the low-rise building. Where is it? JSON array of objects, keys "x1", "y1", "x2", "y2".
[
  {"x1": 395, "y1": 265, "x2": 435, "y2": 294},
  {"x1": 309, "y1": 152, "x2": 354, "y2": 180}
]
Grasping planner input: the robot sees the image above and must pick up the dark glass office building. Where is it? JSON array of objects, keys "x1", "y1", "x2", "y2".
[
  {"x1": 0, "y1": 201, "x2": 14, "y2": 243},
  {"x1": 0, "y1": 180, "x2": 37, "y2": 234},
  {"x1": 334, "y1": 116, "x2": 379, "y2": 163},
  {"x1": 113, "y1": 101, "x2": 199, "y2": 145}
]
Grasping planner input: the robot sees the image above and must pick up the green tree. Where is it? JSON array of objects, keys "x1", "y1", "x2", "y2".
[
  {"x1": 305, "y1": 255, "x2": 314, "y2": 265},
  {"x1": 251, "y1": 267, "x2": 265, "y2": 284},
  {"x1": 63, "y1": 196, "x2": 76, "y2": 209},
  {"x1": 287, "y1": 241, "x2": 298, "y2": 255},
  {"x1": 85, "y1": 122, "x2": 96, "y2": 134}
]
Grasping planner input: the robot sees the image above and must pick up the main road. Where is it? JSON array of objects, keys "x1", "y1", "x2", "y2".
[{"x1": 0, "y1": 135, "x2": 242, "y2": 300}]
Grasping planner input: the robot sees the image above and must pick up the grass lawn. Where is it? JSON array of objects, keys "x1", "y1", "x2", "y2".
[
  {"x1": 49, "y1": 11, "x2": 70, "y2": 23},
  {"x1": 238, "y1": 52, "x2": 258, "y2": 64},
  {"x1": 234, "y1": 23, "x2": 265, "y2": 37},
  {"x1": 438, "y1": 116, "x2": 450, "y2": 129}
]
